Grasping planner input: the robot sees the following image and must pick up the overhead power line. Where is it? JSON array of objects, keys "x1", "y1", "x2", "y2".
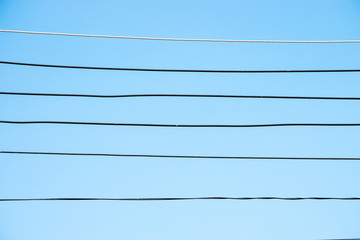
[
  {"x1": 1, "y1": 120, "x2": 360, "y2": 128},
  {"x1": 1, "y1": 197, "x2": 359, "y2": 202},
  {"x1": 1, "y1": 91, "x2": 360, "y2": 101},
  {"x1": 324, "y1": 239, "x2": 360, "y2": 240},
  {"x1": 1, "y1": 61, "x2": 360, "y2": 73},
  {"x1": 1, "y1": 150, "x2": 360, "y2": 161},
  {"x1": 1, "y1": 29, "x2": 360, "y2": 43}
]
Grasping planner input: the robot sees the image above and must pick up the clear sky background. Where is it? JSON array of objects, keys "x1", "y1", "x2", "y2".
[{"x1": 0, "y1": 0, "x2": 360, "y2": 239}]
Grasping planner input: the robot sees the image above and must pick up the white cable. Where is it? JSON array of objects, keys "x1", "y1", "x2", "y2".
[{"x1": 1, "y1": 29, "x2": 360, "y2": 43}]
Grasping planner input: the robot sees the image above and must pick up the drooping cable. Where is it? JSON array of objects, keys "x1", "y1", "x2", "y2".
[
  {"x1": 1, "y1": 91, "x2": 360, "y2": 101},
  {"x1": 1, "y1": 150, "x2": 359, "y2": 161},
  {"x1": 1, "y1": 61, "x2": 360, "y2": 73},
  {"x1": 1, "y1": 29, "x2": 360, "y2": 43},
  {"x1": 1, "y1": 120, "x2": 360, "y2": 128}
]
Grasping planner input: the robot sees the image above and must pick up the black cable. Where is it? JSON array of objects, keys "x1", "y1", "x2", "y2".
[
  {"x1": 1, "y1": 150, "x2": 360, "y2": 161},
  {"x1": 1, "y1": 61, "x2": 360, "y2": 73},
  {"x1": 1, "y1": 91, "x2": 360, "y2": 101},
  {"x1": 1, "y1": 120, "x2": 360, "y2": 128},
  {"x1": 324, "y1": 239, "x2": 360, "y2": 240},
  {"x1": 0, "y1": 197, "x2": 359, "y2": 202}
]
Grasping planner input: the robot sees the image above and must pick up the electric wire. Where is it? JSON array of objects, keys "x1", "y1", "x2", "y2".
[
  {"x1": 1, "y1": 61, "x2": 360, "y2": 73},
  {"x1": 0, "y1": 197, "x2": 359, "y2": 202},
  {"x1": 1, "y1": 29, "x2": 360, "y2": 43},
  {"x1": 1, "y1": 150, "x2": 360, "y2": 161},
  {"x1": 1, "y1": 91, "x2": 360, "y2": 101},
  {"x1": 2, "y1": 30, "x2": 360, "y2": 205},
  {"x1": 1, "y1": 120, "x2": 360, "y2": 128}
]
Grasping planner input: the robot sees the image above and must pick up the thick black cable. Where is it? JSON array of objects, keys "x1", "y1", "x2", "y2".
[
  {"x1": 1, "y1": 150, "x2": 360, "y2": 161},
  {"x1": 1, "y1": 61, "x2": 360, "y2": 73},
  {"x1": 1, "y1": 120, "x2": 360, "y2": 128},
  {"x1": 1, "y1": 91, "x2": 360, "y2": 101},
  {"x1": 0, "y1": 197, "x2": 359, "y2": 202}
]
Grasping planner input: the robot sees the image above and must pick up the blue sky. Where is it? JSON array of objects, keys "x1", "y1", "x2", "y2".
[{"x1": 0, "y1": 0, "x2": 360, "y2": 239}]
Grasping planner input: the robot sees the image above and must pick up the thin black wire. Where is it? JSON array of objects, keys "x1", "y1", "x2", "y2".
[
  {"x1": 1, "y1": 91, "x2": 360, "y2": 101},
  {"x1": 1, "y1": 120, "x2": 360, "y2": 128},
  {"x1": 1, "y1": 60, "x2": 360, "y2": 73},
  {"x1": 0, "y1": 197, "x2": 359, "y2": 202},
  {"x1": 1, "y1": 150, "x2": 360, "y2": 161}
]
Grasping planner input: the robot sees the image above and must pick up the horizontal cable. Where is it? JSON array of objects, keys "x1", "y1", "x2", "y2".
[
  {"x1": 1, "y1": 61, "x2": 360, "y2": 73},
  {"x1": 1, "y1": 29, "x2": 360, "y2": 43},
  {"x1": 324, "y1": 238, "x2": 360, "y2": 240},
  {"x1": 1, "y1": 120, "x2": 360, "y2": 128},
  {"x1": 1, "y1": 91, "x2": 360, "y2": 101},
  {"x1": 1, "y1": 197, "x2": 360, "y2": 202},
  {"x1": 1, "y1": 150, "x2": 360, "y2": 161}
]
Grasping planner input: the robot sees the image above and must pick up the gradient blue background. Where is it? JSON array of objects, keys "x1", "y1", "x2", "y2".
[{"x1": 0, "y1": 0, "x2": 360, "y2": 239}]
